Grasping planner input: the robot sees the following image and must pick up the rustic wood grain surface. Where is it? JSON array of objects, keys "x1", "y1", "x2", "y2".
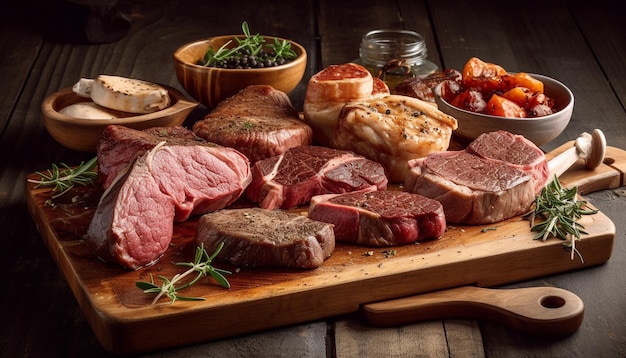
[{"x1": 0, "y1": 0, "x2": 624, "y2": 357}]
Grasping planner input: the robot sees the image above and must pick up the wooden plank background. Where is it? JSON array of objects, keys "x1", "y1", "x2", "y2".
[{"x1": 0, "y1": 0, "x2": 624, "y2": 356}]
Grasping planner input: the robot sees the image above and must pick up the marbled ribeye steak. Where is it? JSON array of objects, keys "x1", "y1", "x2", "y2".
[
  {"x1": 308, "y1": 190, "x2": 446, "y2": 246},
  {"x1": 87, "y1": 143, "x2": 251, "y2": 270},
  {"x1": 246, "y1": 145, "x2": 388, "y2": 210}
]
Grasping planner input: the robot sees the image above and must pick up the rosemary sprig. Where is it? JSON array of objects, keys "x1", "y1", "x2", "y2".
[
  {"x1": 236, "y1": 20, "x2": 266, "y2": 56},
  {"x1": 528, "y1": 175, "x2": 598, "y2": 261},
  {"x1": 28, "y1": 157, "x2": 98, "y2": 199},
  {"x1": 136, "y1": 243, "x2": 231, "y2": 305},
  {"x1": 268, "y1": 38, "x2": 297, "y2": 61},
  {"x1": 201, "y1": 21, "x2": 296, "y2": 67}
]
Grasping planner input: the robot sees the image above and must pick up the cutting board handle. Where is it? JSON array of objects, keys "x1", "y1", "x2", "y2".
[{"x1": 362, "y1": 286, "x2": 584, "y2": 337}]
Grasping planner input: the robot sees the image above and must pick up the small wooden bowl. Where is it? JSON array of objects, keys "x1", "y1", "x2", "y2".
[
  {"x1": 41, "y1": 85, "x2": 198, "y2": 152},
  {"x1": 173, "y1": 35, "x2": 307, "y2": 109}
]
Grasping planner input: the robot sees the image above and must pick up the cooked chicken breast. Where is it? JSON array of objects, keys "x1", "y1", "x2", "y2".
[{"x1": 332, "y1": 95, "x2": 458, "y2": 182}]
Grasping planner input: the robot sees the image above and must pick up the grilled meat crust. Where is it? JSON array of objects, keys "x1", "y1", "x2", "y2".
[{"x1": 193, "y1": 85, "x2": 312, "y2": 163}]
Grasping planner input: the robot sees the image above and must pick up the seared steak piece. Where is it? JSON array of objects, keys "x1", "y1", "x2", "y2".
[
  {"x1": 195, "y1": 208, "x2": 335, "y2": 269},
  {"x1": 87, "y1": 144, "x2": 251, "y2": 270},
  {"x1": 97, "y1": 125, "x2": 217, "y2": 189},
  {"x1": 193, "y1": 85, "x2": 313, "y2": 163},
  {"x1": 246, "y1": 146, "x2": 388, "y2": 210},
  {"x1": 404, "y1": 131, "x2": 548, "y2": 225},
  {"x1": 309, "y1": 190, "x2": 446, "y2": 246},
  {"x1": 467, "y1": 130, "x2": 549, "y2": 194},
  {"x1": 394, "y1": 69, "x2": 462, "y2": 102}
]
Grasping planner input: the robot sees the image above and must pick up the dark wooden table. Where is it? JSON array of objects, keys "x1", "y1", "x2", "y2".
[{"x1": 1, "y1": 0, "x2": 624, "y2": 356}]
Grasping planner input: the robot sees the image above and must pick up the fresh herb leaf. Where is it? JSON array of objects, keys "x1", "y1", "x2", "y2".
[
  {"x1": 136, "y1": 243, "x2": 231, "y2": 305},
  {"x1": 28, "y1": 157, "x2": 98, "y2": 199},
  {"x1": 527, "y1": 175, "x2": 598, "y2": 262},
  {"x1": 268, "y1": 38, "x2": 297, "y2": 61},
  {"x1": 200, "y1": 21, "x2": 296, "y2": 68}
]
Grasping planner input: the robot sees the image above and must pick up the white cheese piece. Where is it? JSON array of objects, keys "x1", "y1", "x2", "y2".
[{"x1": 71, "y1": 75, "x2": 171, "y2": 114}]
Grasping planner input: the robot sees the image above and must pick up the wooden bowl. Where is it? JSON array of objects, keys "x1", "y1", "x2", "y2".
[
  {"x1": 41, "y1": 85, "x2": 198, "y2": 152},
  {"x1": 435, "y1": 74, "x2": 574, "y2": 147},
  {"x1": 173, "y1": 35, "x2": 307, "y2": 109}
]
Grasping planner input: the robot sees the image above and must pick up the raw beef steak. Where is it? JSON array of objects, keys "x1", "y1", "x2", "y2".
[
  {"x1": 97, "y1": 125, "x2": 218, "y2": 188},
  {"x1": 246, "y1": 145, "x2": 388, "y2": 210},
  {"x1": 193, "y1": 85, "x2": 313, "y2": 163},
  {"x1": 404, "y1": 131, "x2": 548, "y2": 225},
  {"x1": 87, "y1": 143, "x2": 251, "y2": 270},
  {"x1": 196, "y1": 207, "x2": 335, "y2": 269},
  {"x1": 308, "y1": 190, "x2": 446, "y2": 246},
  {"x1": 467, "y1": 130, "x2": 549, "y2": 194}
]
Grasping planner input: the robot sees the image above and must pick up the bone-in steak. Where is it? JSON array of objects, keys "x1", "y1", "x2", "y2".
[
  {"x1": 308, "y1": 190, "x2": 446, "y2": 246},
  {"x1": 246, "y1": 145, "x2": 388, "y2": 210},
  {"x1": 195, "y1": 207, "x2": 335, "y2": 269},
  {"x1": 87, "y1": 143, "x2": 251, "y2": 270},
  {"x1": 193, "y1": 85, "x2": 313, "y2": 164},
  {"x1": 97, "y1": 125, "x2": 217, "y2": 189},
  {"x1": 404, "y1": 130, "x2": 548, "y2": 225}
]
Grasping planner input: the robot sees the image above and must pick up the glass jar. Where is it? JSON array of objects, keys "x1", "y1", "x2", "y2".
[{"x1": 354, "y1": 29, "x2": 438, "y2": 90}]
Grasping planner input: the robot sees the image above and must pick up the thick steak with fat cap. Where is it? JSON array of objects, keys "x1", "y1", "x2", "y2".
[
  {"x1": 404, "y1": 130, "x2": 548, "y2": 225},
  {"x1": 97, "y1": 125, "x2": 217, "y2": 189},
  {"x1": 87, "y1": 143, "x2": 251, "y2": 270}
]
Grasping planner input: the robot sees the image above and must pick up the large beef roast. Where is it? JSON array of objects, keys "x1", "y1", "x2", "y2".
[
  {"x1": 308, "y1": 190, "x2": 446, "y2": 246},
  {"x1": 97, "y1": 125, "x2": 218, "y2": 189},
  {"x1": 246, "y1": 145, "x2": 388, "y2": 210},
  {"x1": 87, "y1": 143, "x2": 252, "y2": 270},
  {"x1": 195, "y1": 208, "x2": 335, "y2": 269},
  {"x1": 404, "y1": 131, "x2": 549, "y2": 225},
  {"x1": 193, "y1": 85, "x2": 313, "y2": 164}
]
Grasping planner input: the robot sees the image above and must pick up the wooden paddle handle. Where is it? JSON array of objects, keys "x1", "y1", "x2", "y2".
[{"x1": 362, "y1": 286, "x2": 584, "y2": 337}]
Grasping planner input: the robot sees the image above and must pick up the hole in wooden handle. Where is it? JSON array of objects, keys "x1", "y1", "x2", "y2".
[{"x1": 540, "y1": 295, "x2": 566, "y2": 309}]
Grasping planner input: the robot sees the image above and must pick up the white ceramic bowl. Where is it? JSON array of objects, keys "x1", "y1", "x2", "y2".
[{"x1": 435, "y1": 73, "x2": 574, "y2": 146}]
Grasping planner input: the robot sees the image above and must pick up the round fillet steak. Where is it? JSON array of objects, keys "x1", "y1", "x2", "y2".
[
  {"x1": 195, "y1": 207, "x2": 335, "y2": 269},
  {"x1": 303, "y1": 63, "x2": 390, "y2": 146}
]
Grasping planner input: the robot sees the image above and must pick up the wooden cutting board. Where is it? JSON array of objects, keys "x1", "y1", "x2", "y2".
[{"x1": 25, "y1": 141, "x2": 625, "y2": 355}]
